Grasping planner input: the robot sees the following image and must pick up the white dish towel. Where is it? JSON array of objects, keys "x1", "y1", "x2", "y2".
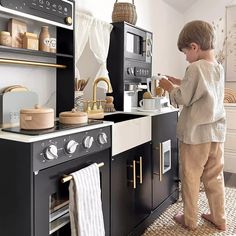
[{"x1": 69, "y1": 163, "x2": 105, "y2": 236}]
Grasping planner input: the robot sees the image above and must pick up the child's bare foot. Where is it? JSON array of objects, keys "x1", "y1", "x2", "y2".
[
  {"x1": 173, "y1": 213, "x2": 196, "y2": 230},
  {"x1": 201, "y1": 213, "x2": 226, "y2": 231}
]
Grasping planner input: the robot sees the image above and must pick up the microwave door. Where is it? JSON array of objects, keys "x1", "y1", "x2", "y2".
[
  {"x1": 125, "y1": 32, "x2": 144, "y2": 61},
  {"x1": 124, "y1": 25, "x2": 147, "y2": 61}
]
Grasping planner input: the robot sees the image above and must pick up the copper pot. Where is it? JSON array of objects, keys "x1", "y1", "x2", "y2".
[
  {"x1": 59, "y1": 109, "x2": 88, "y2": 124},
  {"x1": 20, "y1": 105, "x2": 54, "y2": 130}
]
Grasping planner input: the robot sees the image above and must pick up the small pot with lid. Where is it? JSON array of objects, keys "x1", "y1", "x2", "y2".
[
  {"x1": 20, "y1": 105, "x2": 54, "y2": 130},
  {"x1": 59, "y1": 109, "x2": 88, "y2": 124}
]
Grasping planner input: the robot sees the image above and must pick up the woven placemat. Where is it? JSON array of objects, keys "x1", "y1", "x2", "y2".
[
  {"x1": 224, "y1": 88, "x2": 236, "y2": 103},
  {"x1": 143, "y1": 186, "x2": 236, "y2": 236}
]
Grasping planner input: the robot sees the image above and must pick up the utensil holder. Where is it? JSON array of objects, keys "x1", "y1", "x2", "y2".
[{"x1": 74, "y1": 91, "x2": 84, "y2": 111}]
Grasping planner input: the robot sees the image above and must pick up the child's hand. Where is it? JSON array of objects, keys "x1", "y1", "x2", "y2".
[
  {"x1": 159, "y1": 78, "x2": 174, "y2": 93},
  {"x1": 166, "y1": 76, "x2": 181, "y2": 85}
]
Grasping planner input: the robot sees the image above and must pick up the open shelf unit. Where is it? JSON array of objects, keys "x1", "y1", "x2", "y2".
[{"x1": 0, "y1": 11, "x2": 75, "y2": 116}]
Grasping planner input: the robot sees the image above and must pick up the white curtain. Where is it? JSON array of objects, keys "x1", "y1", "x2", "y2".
[
  {"x1": 89, "y1": 18, "x2": 113, "y2": 90},
  {"x1": 74, "y1": 12, "x2": 93, "y2": 79}
]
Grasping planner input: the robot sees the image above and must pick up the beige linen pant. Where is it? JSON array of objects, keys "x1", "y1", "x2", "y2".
[{"x1": 180, "y1": 142, "x2": 226, "y2": 229}]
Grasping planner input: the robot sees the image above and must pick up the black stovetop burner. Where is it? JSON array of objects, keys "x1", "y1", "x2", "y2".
[{"x1": 2, "y1": 120, "x2": 103, "y2": 136}]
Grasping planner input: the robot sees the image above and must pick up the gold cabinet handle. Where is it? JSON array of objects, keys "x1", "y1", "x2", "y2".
[
  {"x1": 0, "y1": 58, "x2": 66, "y2": 68},
  {"x1": 137, "y1": 156, "x2": 143, "y2": 184},
  {"x1": 128, "y1": 160, "x2": 136, "y2": 189},
  {"x1": 159, "y1": 143, "x2": 163, "y2": 182}
]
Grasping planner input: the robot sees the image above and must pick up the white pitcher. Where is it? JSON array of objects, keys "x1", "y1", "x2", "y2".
[{"x1": 146, "y1": 75, "x2": 168, "y2": 96}]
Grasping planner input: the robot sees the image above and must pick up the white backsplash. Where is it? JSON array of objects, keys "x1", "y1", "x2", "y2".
[{"x1": 0, "y1": 52, "x2": 56, "y2": 111}]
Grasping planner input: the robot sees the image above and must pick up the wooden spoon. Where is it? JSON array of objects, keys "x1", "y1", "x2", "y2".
[
  {"x1": 77, "y1": 80, "x2": 81, "y2": 91},
  {"x1": 80, "y1": 79, "x2": 86, "y2": 90},
  {"x1": 80, "y1": 78, "x2": 90, "y2": 91}
]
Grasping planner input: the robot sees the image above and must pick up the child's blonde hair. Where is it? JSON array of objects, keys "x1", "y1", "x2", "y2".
[{"x1": 177, "y1": 20, "x2": 215, "y2": 51}]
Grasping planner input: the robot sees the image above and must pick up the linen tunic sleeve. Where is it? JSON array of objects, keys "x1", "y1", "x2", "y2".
[{"x1": 170, "y1": 64, "x2": 207, "y2": 107}]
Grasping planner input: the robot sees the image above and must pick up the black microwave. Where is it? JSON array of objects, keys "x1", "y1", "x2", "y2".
[
  {"x1": 108, "y1": 22, "x2": 152, "y2": 84},
  {"x1": 124, "y1": 23, "x2": 152, "y2": 63},
  {"x1": 107, "y1": 22, "x2": 153, "y2": 111}
]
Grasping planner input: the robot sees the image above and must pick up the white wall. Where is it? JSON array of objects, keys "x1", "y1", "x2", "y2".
[
  {"x1": 140, "y1": 0, "x2": 185, "y2": 78},
  {"x1": 183, "y1": 0, "x2": 236, "y2": 90}
]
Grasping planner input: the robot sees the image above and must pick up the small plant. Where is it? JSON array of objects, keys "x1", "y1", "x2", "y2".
[{"x1": 212, "y1": 17, "x2": 233, "y2": 64}]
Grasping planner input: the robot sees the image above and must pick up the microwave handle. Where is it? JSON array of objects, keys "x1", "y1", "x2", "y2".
[{"x1": 142, "y1": 40, "x2": 147, "y2": 54}]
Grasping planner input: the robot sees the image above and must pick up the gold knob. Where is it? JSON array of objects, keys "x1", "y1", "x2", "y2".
[{"x1": 65, "y1": 16, "x2": 72, "y2": 25}]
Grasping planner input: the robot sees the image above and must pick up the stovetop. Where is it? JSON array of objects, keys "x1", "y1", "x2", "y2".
[{"x1": 2, "y1": 120, "x2": 103, "y2": 136}]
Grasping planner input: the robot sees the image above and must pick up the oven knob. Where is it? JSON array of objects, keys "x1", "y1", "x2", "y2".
[
  {"x1": 83, "y1": 136, "x2": 94, "y2": 149},
  {"x1": 98, "y1": 132, "x2": 108, "y2": 145},
  {"x1": 65, "y1": 16, "x2": 72, "y2": 25},
  {"x1": 65, "y1": 140, "x2": 78, "y2": 154},
  {"x1": 45, "y1": 145, "x2": 58, "y2": 160},
  {"x1": 127, "y1": 67, "x2": 131, "y2": 75},
  {"x1": 130, "y1": 67, "x2": 134, "y2": 75},
  {"x1": 127, "y1": 67, "x2": 134, "y2": 75}
]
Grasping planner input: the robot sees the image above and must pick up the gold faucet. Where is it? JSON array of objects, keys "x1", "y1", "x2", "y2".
[{"x1": 92, "y1": 77, "x2": 112, "y2": 110}]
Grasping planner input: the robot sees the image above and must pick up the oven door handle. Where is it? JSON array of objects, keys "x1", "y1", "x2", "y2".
[{"x1": 61, "y1": 162, "x2": 104, "y2": 183}]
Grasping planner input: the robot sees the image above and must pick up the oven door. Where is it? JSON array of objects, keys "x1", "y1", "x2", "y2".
[{"x1": 34, "y1": 150, "x2": 110, "y2": 236}]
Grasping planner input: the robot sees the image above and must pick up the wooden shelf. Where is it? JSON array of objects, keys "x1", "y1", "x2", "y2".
[
  {"x1": 0, "y1": 45, "x2": 73, "y2": 59},
  {"x1": 0, "y1": 58, "x2": 67, "y2": 68}
]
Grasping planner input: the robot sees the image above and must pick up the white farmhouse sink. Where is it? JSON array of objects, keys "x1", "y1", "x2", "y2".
[{"x1": 102, "y1": 113, "x2": 151, "y2": 156}]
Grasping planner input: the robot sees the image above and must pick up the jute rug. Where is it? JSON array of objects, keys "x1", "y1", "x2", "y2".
[{"x1": 143, "y1": 186, "x2": 236, "y2": 236}]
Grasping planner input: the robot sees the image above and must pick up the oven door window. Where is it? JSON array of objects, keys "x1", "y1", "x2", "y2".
[{"x1": 49, "y1": 191, "x2": 70, "y2": 234}]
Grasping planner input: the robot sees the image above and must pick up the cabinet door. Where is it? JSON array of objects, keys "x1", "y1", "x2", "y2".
[
  {"x1": 152, "y1": 112, "x2": 179, "y2": 209},
  {"x1": 111, "y1": 143, "x2": 152, "y2": 236}
]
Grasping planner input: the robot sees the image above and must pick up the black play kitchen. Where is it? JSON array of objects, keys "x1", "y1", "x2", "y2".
[{"x1": 0, "y1": 1, "x2": 179, "y2": 236}]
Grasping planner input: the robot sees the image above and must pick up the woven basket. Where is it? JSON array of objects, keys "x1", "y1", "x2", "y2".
[
  {"x1": 112, "y1": 0, "x2": 137, "y2": 25},
  {"x1": 224, "y1": 88, "x2": 236, "y2": 103}
]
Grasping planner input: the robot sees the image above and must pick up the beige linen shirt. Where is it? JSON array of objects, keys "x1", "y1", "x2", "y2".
[{"x1": 170, "y1": 59, "x2": 226, "y2": 144}]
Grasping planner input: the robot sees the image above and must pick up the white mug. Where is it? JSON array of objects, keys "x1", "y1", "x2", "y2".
[{"x1": 139, "y1": 98, "x2": 156, "y2": 110}]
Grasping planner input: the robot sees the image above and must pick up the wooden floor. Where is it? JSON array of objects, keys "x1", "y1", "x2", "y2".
[{"x1": 224, "y1": 172, "x2": 236, "y2": 188}]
